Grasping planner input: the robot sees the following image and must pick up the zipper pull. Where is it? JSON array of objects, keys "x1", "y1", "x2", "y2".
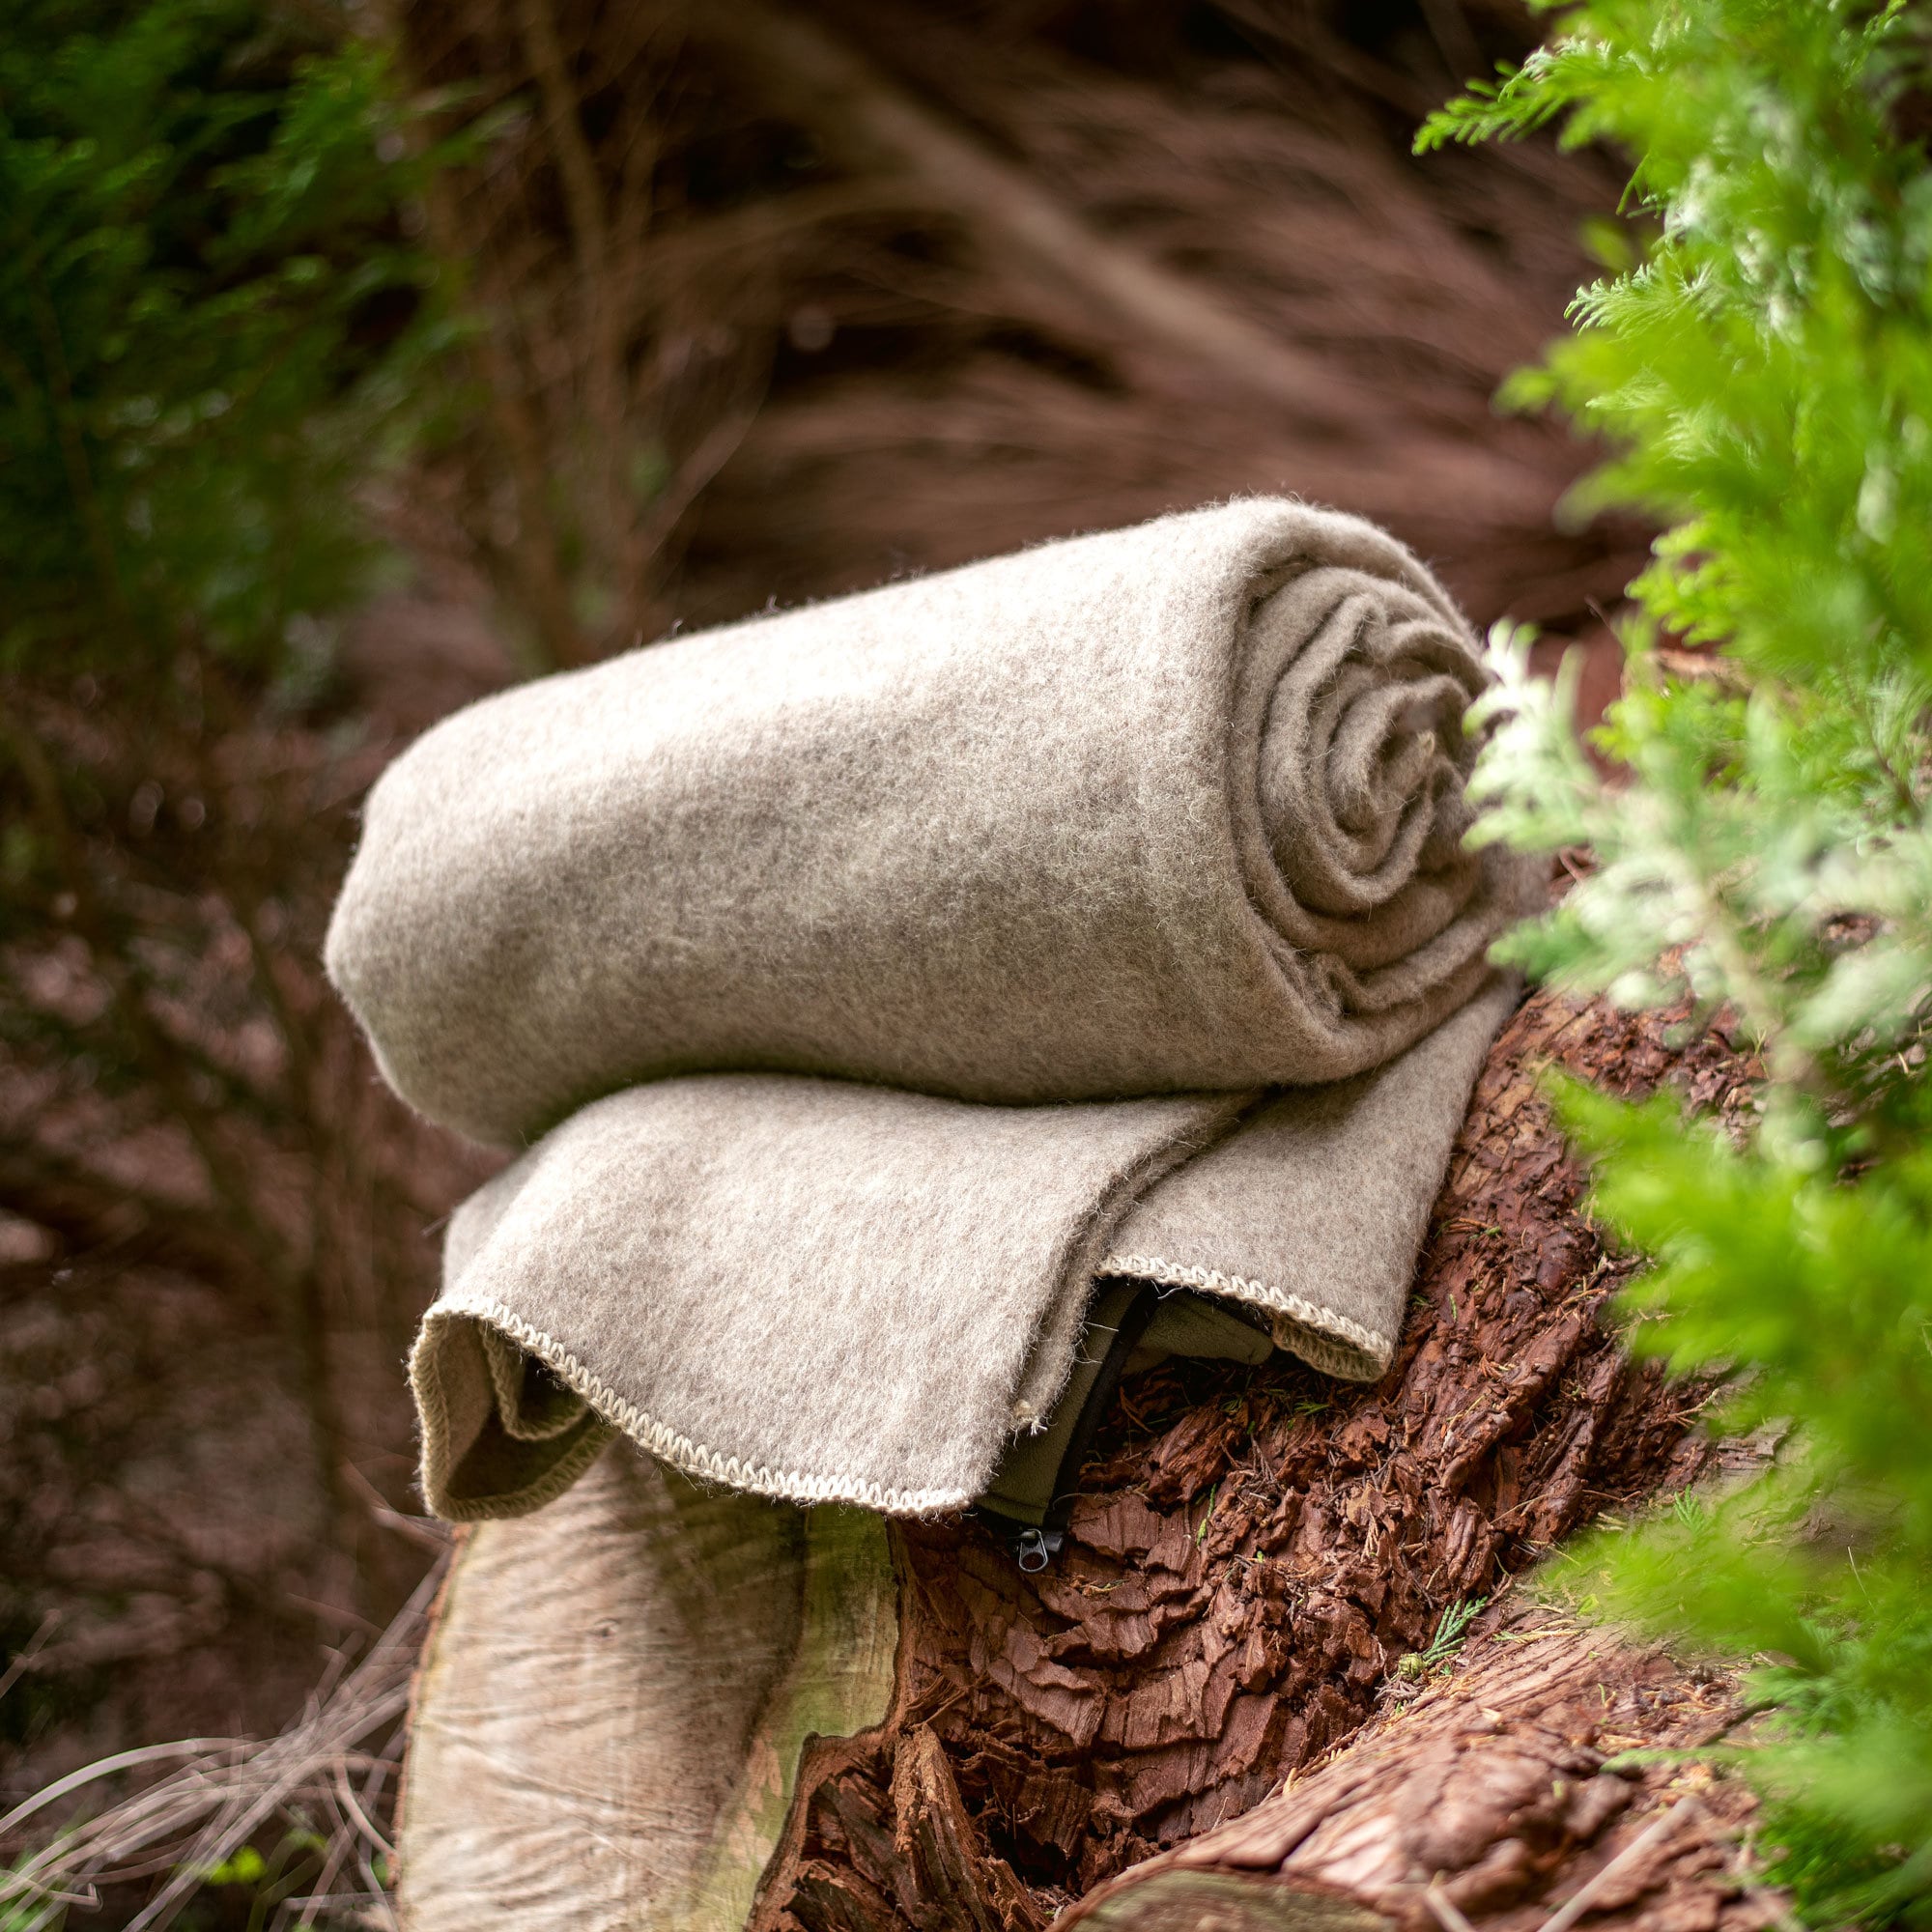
[{"x1": 1013, "y1": 1525, "x2": 1063, "y2": 1573}]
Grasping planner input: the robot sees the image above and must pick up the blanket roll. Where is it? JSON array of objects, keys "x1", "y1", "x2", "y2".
[{"x1": 327, "y1": 497, "x2": 1531, "y2": 1148}]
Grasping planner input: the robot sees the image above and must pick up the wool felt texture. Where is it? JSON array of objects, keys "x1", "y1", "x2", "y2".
[
  {"x1": 1102, "y1": 980, "x2": 1516, "y2": 1379},
  {"x1": 411, "y1": 979, "x2": 1512, "y2": 1520},
  {"x1": 326, "y1": 497, "x2": 1534, "y2": 1148},
  {"x1": 327, "y1": 497, "x2": 1535, "y2": 1521}
]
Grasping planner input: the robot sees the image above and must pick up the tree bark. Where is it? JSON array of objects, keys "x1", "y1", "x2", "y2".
[
  {"x1": 777, "y1": 1609, "x2": 1781, "y2": 1932},
  {"x1": 1057, "y1": 1613, "x2": 1779, "y2": 1932},
  {"x1": 400, "y1": 985, "x2": 1771, "y2": 1932},
  {"x1": 751, "y1": 985, "x2": 1759, "y2": 1928}
]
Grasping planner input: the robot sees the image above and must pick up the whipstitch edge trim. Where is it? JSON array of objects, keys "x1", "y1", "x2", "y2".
[
  {"x1": 1099, "y1": 1251, "x2": 1392, "y2": 1378},
  {"x1": 429, "y1": 1293, "x2": 976, "y2": 1519}
]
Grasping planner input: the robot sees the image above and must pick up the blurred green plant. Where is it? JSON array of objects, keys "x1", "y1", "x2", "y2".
[
  {"x1": 0, "y1": 0, "x2": 469, "y2": 1693},
  {"x1": 199, "y1": 1827, "x2": 327, "y2": 1931},
  {"x1": 1422, "y1": 2, "x2": 1932, "y2": 1922},
  {"x1": 1395, "y1": 1592, "x2": 1488, "y2": 1681},
  {"x1": 0, "y1": 0, "x2": 458, "y2": 684}
]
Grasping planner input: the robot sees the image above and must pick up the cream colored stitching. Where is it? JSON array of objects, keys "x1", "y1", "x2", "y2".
[
  {"x1": 410, "y1": 1314, "x2": 615, "y2": 1522},
  {"x1": 1099, "y1": 1250, "x2": 1392, "y2": 1375},
  {"x1": 427, "y1": 1294, "x2": 975, "y2": 1519},
  {"x1": 415, "y1": 1255, "x2": 1396, "y2": 1525}
]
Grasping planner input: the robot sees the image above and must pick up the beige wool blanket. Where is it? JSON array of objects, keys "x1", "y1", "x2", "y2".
[{"x1": 327, "y1": 498, "x2": 1535, "y2": 1520}]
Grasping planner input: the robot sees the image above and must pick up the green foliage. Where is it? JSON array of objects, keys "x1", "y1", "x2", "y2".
[
  {"x1": 203, "y1": 1844, "x2": 268, "y2": 1887},
  {"x1": 0, "y1": 0, "x2": 457, "y2": 683},
  {"x1": 1396, "y1": 1594, "x2": 1488, "y2": 1679},
  {"x1": 1545, "y1": 1074, "x2": 1932, "y2": 1923},
  {"x1": 1421, "y1": 3, "x2": 1932, "y2": 1921},
  {"x1": 195, "y1": 1828, "x2": 330, "y2": 1931}
]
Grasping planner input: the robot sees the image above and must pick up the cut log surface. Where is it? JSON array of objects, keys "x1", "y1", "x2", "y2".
[
  {"x1": 400, "y1": 987, "x2": 1769, "y2": 1932},
  {"x1": 397, "y1": 1450, "x2": 898, "y2": 1932}
]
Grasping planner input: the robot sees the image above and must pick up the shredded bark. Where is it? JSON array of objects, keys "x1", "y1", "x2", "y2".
[
  {"x1": 752, "y1": 985, "x2": 1759, "y2": 1931},
  {"x1": 1062, "y1": 1608, "x2": 1780, "y2": 1932}
]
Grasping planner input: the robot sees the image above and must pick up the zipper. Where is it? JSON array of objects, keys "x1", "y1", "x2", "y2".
[{"x1": 1013, "y1": 1525, "x2": 1063, "y2": 1573}]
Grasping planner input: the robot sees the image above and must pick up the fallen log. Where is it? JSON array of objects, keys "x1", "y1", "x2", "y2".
[
  {"x1": 1058, "y1": 1612, "x2": 1779, "y2": 1932},
  {"x1": 398, "y1": 984, "x2": 1766, "y2": 1931}
]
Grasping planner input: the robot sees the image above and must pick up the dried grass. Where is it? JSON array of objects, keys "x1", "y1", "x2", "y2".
[
  {"x1": 680, "y1": 2, "x2": 1644, "y2": 631},
  {"x1": 0, "y1": 1555, "x2": 446, "y2": 1932}
]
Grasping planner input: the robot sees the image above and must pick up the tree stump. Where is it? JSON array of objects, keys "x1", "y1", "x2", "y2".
[
  {"x1": 399, "y1": 987, "x2": 1768, "y2": 1931},
  {"x1": 398, "y1": 1453, "x2": 899, "y2": 1932}
]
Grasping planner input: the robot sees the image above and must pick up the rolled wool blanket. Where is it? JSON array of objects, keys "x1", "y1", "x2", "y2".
[
  {"x1": 328, "y1": 498, "x2": 1527, "y2": 1144},
  {"x1": 327, "y1": 498, "x2": 1538, "y2": 1521}
]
